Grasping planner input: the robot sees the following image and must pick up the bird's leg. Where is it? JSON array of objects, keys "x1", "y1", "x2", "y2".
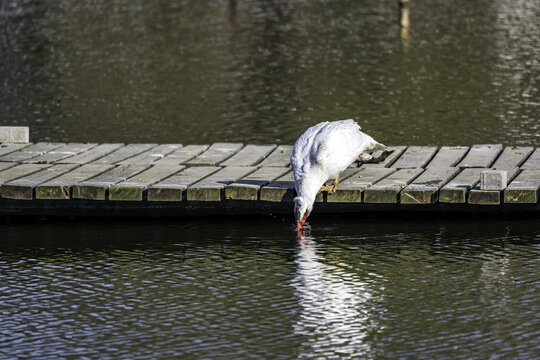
[{"x1": 318, "y1": 173, "x2": 341, "y2": 194}]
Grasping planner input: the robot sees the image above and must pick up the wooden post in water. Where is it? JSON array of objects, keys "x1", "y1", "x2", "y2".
[{"x1": 399, "y1": 0, "x2": 410, "y2": 51}]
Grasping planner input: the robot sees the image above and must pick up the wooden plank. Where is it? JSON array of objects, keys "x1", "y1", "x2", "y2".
[
  {"x1": 117, "y1": 144, "x2": 182, "y2": 166},
  {"x1": 57, "y1": 143, "x2": 124, "y2": 164},
  {"x1": 0, "y1": 126, "x2": 29, "y2": 143},
  {"x1": 186, "y1": 143, "x2": 244, "y2": 166},
  {"x1": 187, "y1": 166, "x2": 256, "y2": 201},
  {"x1": 491, "y1": 146, "x2": 534, "y2": 169},
  {"x1": 390, "y1": 146, "x2": 438, "y2": 169},
  {"x1": 91, "y1": 144, "x2": 158, "y2": 164},
  {"x1": 153, "y1": 145, "x2": 209, "y2": 166},
  {"x1": 363, "y1": 168, "x2": 423, "y2": 203},
  {"x1": 0, "y1": 142, "x2": 63, "y2": 162},
  {"x1": 504, "y1": 169, "x2": 540, "y2": 203},
  {"x1": 23, "y1": 143, "x2": 98, "y2": 164},
  {"x1": 361, "y1": 146, "x2": 407, "y2": 168},
  {"x1": 426, "y1": 146, "x2": 469, "y2": 168},
  {"x1": 326, "y1": 167, "x2": 396, "y2": 203},
  {"x1": 109, "y1": 165, "x2": 185, "y2": 201},
  {"x1": 260, "y1": 171, "x2": 295, "y2": 202},
  {"x1": 0, "y1": 164, "x2": 52, "y2": 189},
  {"x1": 401, "y1": 167, "x2": 460, "y2": 204},
  {"x1": 1, "y1": 164, "x2": 79, "y2": 200},
  {"x1": 72, "y1": 165, "x2": 150, "y2": 200},
  {"x1": 0, "y1": 162, "x2": 17, "y2": 172},
  {"x1": 221, "y1": 144, "x2": 277, "y2": 167},
  {"x1": 439, "y1": 168, "x2": 483, "y2": 203},
  {"x1": 147, "y1": 166, "x2": 220, "y2": 201},
  {"x1": 36, "y1": 163, "x2": 115, "y2": 199},
  {"x1": 468, "y1": 167, "x2": 520, "y2": 205},
  {"x1": 225, "y1": 167, "x2": 289, "y2": 200},
  {"x1": 457, "y1": 144, "x2": 503, "y2": 168},
  {"x1": 258, "y1": 145, "x2": 293, "y2": 167},
  {"x1": 520, "y1": 148, "x2": 540, "y2": 169},
  {"x1": 0, "y1": 143, "x2": 31, "y2": 157}
]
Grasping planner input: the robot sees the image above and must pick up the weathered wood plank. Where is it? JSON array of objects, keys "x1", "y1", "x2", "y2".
[
  {"x1": 258, "y1": 145, "x2": 293, "y2": 167},
  {"x1": 0, "y1": 143, "x2": 32, "y2": 157},
  {"x1": 225, "y1": 167, "x2": 290, "y2": 200},
  {"x1": 221, "y1": 144, "x2": 277, "y2": 167},
  {"x1": 153, "y1": 145, "x2": 209, "y2": 166},
  {"x1": 117, "y1": 144, "x2": 182, "y2": 166},
  {"x1": 390, "y1": 146, "x2": 438, "y2": 169},
  {"x1": 57, "y1": 143, "x2": 124, "y2": 164},
  {"x1": 109, "y1": 165, "x2": 185, "y2": 201},
  {"x1": 439, "y1": 168, "x2": 483, "y2": 203},
  {"x1": 23, "y1": 143, "x2": 98, "y2": 164},
  {"x1": 0, "y1": 162, "x2": 17, "y2": 172},
  {"x1": 363, "y1": 168, "x2": 423, "y2": 203},
  {"x1": 91, "y1": 144, "x2": 158, "y2": 164},
  {"x1": 147, "y1": 166, "x2": 220, "y2": 201},
  {"x1": 457, "y1": 144, "x2": 503, "y2": 168},
  {"x1": 401, "y1": 167, "x2": 460, "y2": 204},
  {"x1": 361, "y1": 146, "x2": 407, "y2": 168},
  {"x1": 426, "y1": 146, "x2": 469, "y2": 168},
  {"x1": 0, "y1": 164, "x2": 52, "y2": 188},
  {"x1": 491, "y1": 146, "x2": 534, "y2": 169},
  {"x1": 72, "y1": 165, "x2": 150, "y2": 200},
  {"x1": 259, "y1": 171, "x2": 295, "y2": 202},
  {"x1": 1, "y1": 164, "x2": 79, "y2": 200},
  {"x1": 0, "y1": 126, "x2": 29, "y2": 143},
  {"x1": 36, "y1": 163, "x2": 115, "y2": 199},
  {"x1": 0, "y1": 143, "x2": 64, "y2": 162},
  {"x1": 504, "y1": 169, "x2": 540, "y2": 203},
  {"x1": 326, "y1": 167, "x2": 396, "y2": 203},
  {"x1": 186, "y1": 143, "x2": 244, "y2": 166},
  {"x1": 186, "y1": 166, "x2": 256, "y2": 201},
  {"x1": 468, "y1": 167, "x2": 520, "y2": 205},
  {"x1": 520, "y1": 148, "x2": 540, "y2": 169}
]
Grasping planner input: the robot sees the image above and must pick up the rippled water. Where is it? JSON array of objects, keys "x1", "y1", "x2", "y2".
[
  {"x1": 1, "y1": 0, "x2": 539, "y2": 145},
  {"x1": 1, "y1": 218, "x2": 539, "y2": 359}
]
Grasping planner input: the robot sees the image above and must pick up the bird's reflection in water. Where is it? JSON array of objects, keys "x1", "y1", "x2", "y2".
[{"x1": 292, "y1": 228, "x2": 374, "y2": 358}]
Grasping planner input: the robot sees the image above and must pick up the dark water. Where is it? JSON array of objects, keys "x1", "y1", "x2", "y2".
[
  {"x1": 1, "y1": 217, "x2": 539, "y2": 359},
  {"x1": 1, "y1": 0, "x2": 539, "y2": 145}
]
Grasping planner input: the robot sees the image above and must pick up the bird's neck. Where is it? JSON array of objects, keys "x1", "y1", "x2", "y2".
[{"x1": 297, "y1": 168, "x2": 327, "y2": 206}]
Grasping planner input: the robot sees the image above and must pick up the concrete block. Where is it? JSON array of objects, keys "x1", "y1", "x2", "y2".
[
  {"x1": 0, "y1": 126, "x2": 29, "y2": 143},
  {"x1": 480, "y1": 170, "x2": 507, "y2": 190}
]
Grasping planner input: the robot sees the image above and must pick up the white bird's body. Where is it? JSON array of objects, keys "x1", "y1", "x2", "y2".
[{"x1": 291, "y1": 119, "x2": 385, "y2": 228}]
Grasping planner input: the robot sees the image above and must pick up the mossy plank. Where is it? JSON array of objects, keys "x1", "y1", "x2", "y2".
[
  {"x1": 109, "y1": 165, "x2": 185, "y2": 201},
  {"x1": 260, "y1": 171, "x2": 296, "y2": 202},
  {"x1": 91, "y1": 144, "x2": 158, "y2": 164},
  {"x1": 439, "y1": 168, "x2": 483, "y2": 203},
  {"x1": 72, "y1": 165, "x2": 149, "y2": 200},
  {"x1": 401, "y1": 167, "x2": 459, "y2": 204},
  {"x1": 0, "y1": 143, "x2": 64, "y2": 162},
  {"x1": 468, "y1": 167, "x2": 519, "y2": 205},
  {"x1": 258, "y1": 145, "x2": 293, "y2": 167},
  {"x1": 364, "y1": 168, "x2": 423, "y2": 203},
  {"x1": 520, "y1": 148, "x2": 540, "y2": 169},
  {"x1": 36, "y1": 163, "x2": 115, "y2": 199},
  {"x1": 187, "y1": 166, "x2": 256, "y2": 201},
  {"x1": 426, "y1": 146, "x2": 469, "y2": 168},
  {"x1": 225, "y1": 166, "x2": 289, "y2": 200},
  {"x1": 504, "y1": 169, "x2": 540, "y2": 203},
  {"x1": 0, "y1": 163, "x2": 52, "y2": 186},
  {"x1": 491, "y1": 146, "x2": 534, "y2": 169},
  {"x1": 117, "y1": 144, "x2": 182, "y2": 166},
  {"x1": 361, "y1": 146, "x2": 407, "y2": 168},
  {"x1": 153, "y1": 145, "x2": 209, "y2": 166},
  {"x1": 327, "y1": 167, "x2": 395, "y2": 203},
  {"x1": 390, "y1": 146, "x2": 438, "y2": 169},
  {"x1": 0, "y1": 143, "x2": 32, "y2": 157},
  {"x1": 147, "y1": 166, "x2": 220, "y2": 201},
  {"x1": 1, "y1": 164, "x2": 78, "y2": 200},
  {"x1": 187, "y1": 143, "x2": 244, "y2": 166},
  {"x1": 23, "y1": 143, "x2": 98, "y2": 164},
  {"x1": 457, "y1": 144, "x2": 503, "y2": 168},
  {"x1": 57, "y1": 143, "x2": 124, "y2": 164}
]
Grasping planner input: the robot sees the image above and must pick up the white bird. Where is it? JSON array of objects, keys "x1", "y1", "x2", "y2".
[{"x1": 291, "y1": 119, "x2": 388, "y2": 229}]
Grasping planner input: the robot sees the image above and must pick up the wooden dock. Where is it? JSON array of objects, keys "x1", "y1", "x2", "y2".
[{"x1": 0, "y1": 140, "x2": 539, "y2": 217}]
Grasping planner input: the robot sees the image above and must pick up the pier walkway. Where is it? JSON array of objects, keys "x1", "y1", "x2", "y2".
[{"x1": 0, "y1": 140, "x2": 539, "y2": 217}]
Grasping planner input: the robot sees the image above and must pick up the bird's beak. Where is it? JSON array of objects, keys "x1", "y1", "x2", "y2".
[{"x1": 295, "y1": 211, "x2": 309, "y2": 230}]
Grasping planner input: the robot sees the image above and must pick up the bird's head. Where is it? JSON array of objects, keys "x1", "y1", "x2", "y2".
[{"x1": 294, "y1": 196, "x2": 311, "y2": 230}]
